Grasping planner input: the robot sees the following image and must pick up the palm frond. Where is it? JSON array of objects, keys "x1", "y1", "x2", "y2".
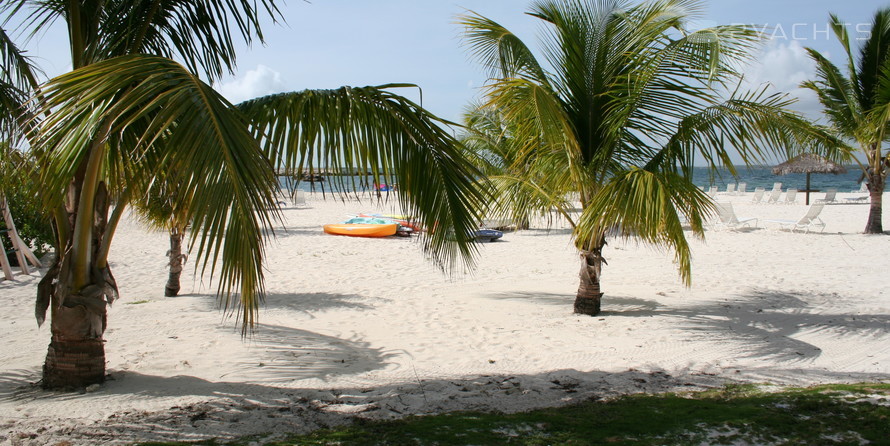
[
  {"x1": 575, "y1": 167, "x2": 713, "y2": 285},
  {"x1": 653, "y1": 85, "x2": 852, "y2": 176},
  {"x1": 32, "y1": 54, "x2": 280, "y2": 332},
  {"x1": 457, "y1": 10, "x2": 549, "y2": 84},
  {"x1": 801, "y1": 48, "x2": 863, "y2": 140},
  {"x1": 857, "y1": 7, "x2": 890, "y2": 111},
  {"x1": 237, "y1": 86, "x2": 489, "y2": 272}
]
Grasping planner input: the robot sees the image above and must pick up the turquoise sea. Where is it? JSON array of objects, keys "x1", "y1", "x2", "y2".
[
  {"x1": 691, "y1": 166, "x2": 865, "y2": 192},
  {"x1": 279, "y1": 165, "x2": 867, "y2": 194}
]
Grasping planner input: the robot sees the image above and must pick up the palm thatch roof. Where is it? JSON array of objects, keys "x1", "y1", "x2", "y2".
[{"x1": 772, "y1": 154, "x2": 847, "y2": 175}]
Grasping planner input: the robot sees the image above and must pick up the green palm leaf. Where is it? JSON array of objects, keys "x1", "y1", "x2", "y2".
[
  {"x1": 237, "y1": 86, "x2": 488, "y2": 272},
  {"x1": 32, "y1": 54, "x2": 280, "y2": 330}
]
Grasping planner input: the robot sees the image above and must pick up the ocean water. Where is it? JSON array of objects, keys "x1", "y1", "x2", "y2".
[
  {"x1": 279, "y1": 165, "x2": 867, "y2": 194},
  {"x1": 691, "y1": 166, "x2": 865, "y2": 192}
]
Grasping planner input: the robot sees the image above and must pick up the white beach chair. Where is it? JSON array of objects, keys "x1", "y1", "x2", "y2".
[
  {"x1": 772, "y1": 182, "x2": 782, "y2": 191},
  {"x1": 782, "y1": 188, "x2": 797, "y2": 205},
  {"x1": 724, "y1": 183, "x2": 736, "y2": 195},
  {"x1": 844, "y1": 183, "x2": 869, "y2": 203},
  {"x1": 816, "y1": 187, "x2": 837, "y2": 204},
  {"x1": 765, "y1": 187, "x2": 782, "y2": 204},
  {"x1": 764, "y1": 202, "x2": 826, "y2": 233},
  {"x1": 712, "y1": 202, "x2": 758, "y2": 230},
  {"x1": 294, "y1": 190, "x2": 308, "y2": 207},
  {"x1": 750, "y1": 187, "x2": 765, "y2": 204},
  {"x1": 707, "y1": 186, "x2": 718, "y2": 197},
  {"x1": 735, "y1": 182, "x2": 747, "y2": 195}
]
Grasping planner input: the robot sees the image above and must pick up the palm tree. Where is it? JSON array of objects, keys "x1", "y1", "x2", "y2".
[
  {"x1": 130, "y1": 171, "x2": 192, "y2": 298},
  {"x1": 459, "y1": 0, "x2": 841, "y2": 315},
  {"x1": 801, "y1": 8, "x2": 890, "y2": 234},
  {"x1": 4, "y1": 1, "x2": 485, "y2": 389}
]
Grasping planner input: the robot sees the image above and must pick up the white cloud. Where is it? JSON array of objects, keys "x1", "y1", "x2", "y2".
[
  {"x1": 216, "y1": 65, "x2": 287, "y2": 104},
  {"x1": 741, "y1": 40, "x2": 825, "y2": 121}
]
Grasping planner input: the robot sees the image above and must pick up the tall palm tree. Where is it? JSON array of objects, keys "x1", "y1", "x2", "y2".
[
  {"x1": 459, "y1": 0, "x2": 842, "y2": 315},
  {"x1": 4, "y1": 1, "x2": 485, "y2": 389},
  {"x1": 802, "y1": 8, "x2": 890, "y2": 234}
]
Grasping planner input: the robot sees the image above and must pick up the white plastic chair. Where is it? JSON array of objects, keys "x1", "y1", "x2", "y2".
[
  {"x1": 816, "y1": 187, "x2": 837, "y2": 204},
  {"x1": 707, "y1": 186, "x2": 718, "y2": 197},
  {"x1": 294, "y1": 190, "x2": 308, "y2": 207},
  {"x1": 735, "y1": 182, "x2": 747, "y2": 195},
  {"x1": 782, "y1": 188, "x2": 797, "y2": 205},
  {"x1": 766, "y1": 187, "x2": 782, "y2": 204},
  {"x1": 724, "y1": 183, "x2": 736, "y2": 195},
  {"x1": 751, "y1": 187, "x2": 765, "y2": 204},
  {"x1": 764, "y1": 202, "x2": 826, "y2": 233},
  {"x1": 844, "y1": 183, "x2": 869, "y2": 203},
  {"x1": 712, "y1": 202, "x2": 758, "y2": 230}
]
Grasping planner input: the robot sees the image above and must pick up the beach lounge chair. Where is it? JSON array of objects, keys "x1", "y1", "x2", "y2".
[
  {"x1": 782, "y1": 188, "x2": 797, "y2": 205},
  {"x1": 712, "y1": 202, "x2": 758, "y2": 230},
  {"x1": 764, "y1": 202, "x2": 826, "y2": 233},
  {"x1": 707, "y1": 186, "x2": 718, "y2": 197},
  {"x1": 844, "y1": 183, "x2": 869, "y2": 203},
  {"x1": 724, "y1": 183, "x2": 736, "y2": 195},
  {"x1": 294, "y1": 190, "x2": 308, "y2": 207},
  {"x1": 766, "y1": 187, "x2": 782, "y2": 204},
  {"x1": 751, "y1": 187, "x2": 765, "y2": 204},
  {"x1": 735, "y1": 182, "x2": 747, "y2": 195},
  {"x1": 816, "y1": 187, "x2": 837, "y2": 204}
]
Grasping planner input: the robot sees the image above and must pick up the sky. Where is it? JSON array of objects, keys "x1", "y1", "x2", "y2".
[
  {"x1": 208, "y1": 0, "x2": 880, "y2": 124},
  {"x1": 10, "y1": 1, "x2": 882, "y2": 136}
]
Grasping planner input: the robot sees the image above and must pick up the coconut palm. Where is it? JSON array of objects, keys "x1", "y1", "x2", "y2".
[
  {"x1": 459, "y1": 0, "x2": 841, "y2": 315},
  {"x1": 130, "y1": 171, "x2": 192, "y2": 298},
  {"x1": 801, "y1": 8, "x2": 890, "y2": 234},
  {"x1": 4, "y1": 0, "x2": 484, "y2": 389}
]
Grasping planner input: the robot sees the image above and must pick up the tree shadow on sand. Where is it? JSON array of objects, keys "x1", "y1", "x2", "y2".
[
  {"x1": 1, "y1": 364, "x2": 887, "y2": 445},
  {"x1": 225, "y1": 323, "x2": 398, "y2": 383},
  {"x1": 261, "y1": 292, "x2": 379, "y2": 314},
  {"x1": 483, "y1": 288, "x2": 890, "y2": 364},
  {"x1": 0, "y1": 322, "x2": 393, "y2": 404}
]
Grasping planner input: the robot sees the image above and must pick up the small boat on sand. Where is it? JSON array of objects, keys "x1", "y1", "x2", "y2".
[
  {"x1": 357, "y1": 213, "x2": 421, "y2": 231},
  {"x1": 473, "y1": 229, "x2": 503, "y2": 242},
  {"x1": 324, "y1": 217, "x2": 398, "y2": 238}
]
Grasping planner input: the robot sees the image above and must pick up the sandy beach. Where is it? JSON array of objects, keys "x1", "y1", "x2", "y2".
[{"x1": 1, "y1": 190, "x2": 888, "y2": 444}]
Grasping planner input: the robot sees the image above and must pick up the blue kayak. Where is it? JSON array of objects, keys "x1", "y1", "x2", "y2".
[{"x1": 473, "y1": 229, "x2": 503, "y2": 242}]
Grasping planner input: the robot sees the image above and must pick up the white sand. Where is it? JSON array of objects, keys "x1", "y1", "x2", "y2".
[{"x1": 1, "y1": 190, "x2": 888, "y2": 444}]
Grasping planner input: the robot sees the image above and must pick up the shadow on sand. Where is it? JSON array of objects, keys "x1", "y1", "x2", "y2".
[
  {"x1": 483, "y1": 288, "x2": 890, "y2": 364},
  {"x1": 1, "y1": 363, "x2": 887, "y2": 444}
]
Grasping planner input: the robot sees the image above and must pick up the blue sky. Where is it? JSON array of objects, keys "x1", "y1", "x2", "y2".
[
  {"x1": 14, "y1": 1, "x2": 882, "y2": 126},
  {"x1": 210, "y1": 0, "x2": 880, "y2": 124}
]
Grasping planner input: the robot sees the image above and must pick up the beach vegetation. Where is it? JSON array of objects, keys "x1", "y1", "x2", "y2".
[
  {"x1": 1, "y1": 0, "x2": 485, "y2": 390},
  {"x1": 458, "y1": 0, "x2": 843, "y2": 315},
  {"x1": 801, "y1": 7, "x2": 890, "y2": 234},
  {"x1": 0, "y1": 144, "x2": 54, "y2": 259},
  {"x1": 136, "y1": 382, "x2": 890, "y2": 445}
]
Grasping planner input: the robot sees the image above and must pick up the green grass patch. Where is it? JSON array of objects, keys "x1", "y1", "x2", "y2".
[{"x1": 136, "y1": 383, "x2": 890, "y2": 446}]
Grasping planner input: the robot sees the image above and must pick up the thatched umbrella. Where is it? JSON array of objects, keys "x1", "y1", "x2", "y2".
[{"x1": 772, "y1": 154, "x2": 848, "y2": 204}]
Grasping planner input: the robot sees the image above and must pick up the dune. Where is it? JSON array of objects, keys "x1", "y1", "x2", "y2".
[{"x1": 1, "y1": 190, "x2": 888, "y2": 444}]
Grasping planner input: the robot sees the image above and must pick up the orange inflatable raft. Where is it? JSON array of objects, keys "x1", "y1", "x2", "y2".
[{"x1": 323, "y1": 223, "x2": 398, "y2": 238}]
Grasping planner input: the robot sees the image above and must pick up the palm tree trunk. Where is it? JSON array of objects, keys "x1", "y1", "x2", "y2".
[
  {"x1": 41, "y1": 180, "x2": 113, "y2": 389},
  {"x1": 165, "y1": 228, "x2": 185, "y2": 297},
  {"x1": 574, "y1": 243, "x2": 605, "y2": 315},
  {"x1": 865, "y1": 173, "x2": 884, "y2": 234},
  {"x1": 42, "y1": 302, "x2": 106, "y2": 388}
]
